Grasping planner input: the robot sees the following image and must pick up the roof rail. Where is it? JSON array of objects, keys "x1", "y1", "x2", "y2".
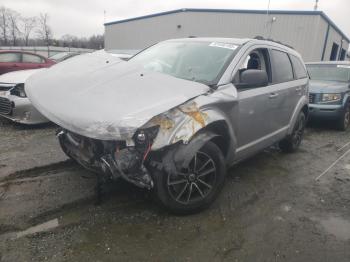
[{"x1": 253, "y1": 36, "x2": 295, "y2": 50}]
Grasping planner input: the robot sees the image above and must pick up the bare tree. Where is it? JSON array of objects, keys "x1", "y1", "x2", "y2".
[
  {"x1": 8, "y1": 10, "x2": 21, "y2": 46},
  {"x1": 88, "y1": 34, "x2": 104, "y2": 49},
  {"x1": 1, "y1": 6, "x2": 103, "y2": 49},
  {"x1": 22, "y1": 16, "x2": 36, "y2": 46},
  {"x1": 37, "y1": 13, "x2": 52, "y2": 55},
  {"x1": 37, "y1": 13, "x2": 52, "y2": 54},
  {"x1": 0, "y1": 6, "x2": 9, "y2": 45},
  {"x1": 61, "y1": 34, "x2": 76, "y2": 48}
]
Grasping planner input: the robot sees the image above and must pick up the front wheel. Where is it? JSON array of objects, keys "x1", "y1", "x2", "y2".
[
  {"x1": 279, "y1": 111, "x2": 306, "y2": 153},
  {"x1": 336, "y1": 106, "x2": 350, "y2": 131},
  {"x1": 152, "y1": 141, "x2": 226, "y2": 215}
]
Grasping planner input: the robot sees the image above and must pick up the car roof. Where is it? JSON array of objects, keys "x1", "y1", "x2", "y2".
[
  {"x1": 306, "y1": 61, "x2": 350, "y2": 65},
  {"x1": 0, "y1": 50, "x2": 47, "y2": 58}
]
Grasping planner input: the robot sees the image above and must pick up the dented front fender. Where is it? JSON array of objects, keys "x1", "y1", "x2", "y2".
[{"x1": 143, "y1": 84, "x2": 239, "y2": 151}]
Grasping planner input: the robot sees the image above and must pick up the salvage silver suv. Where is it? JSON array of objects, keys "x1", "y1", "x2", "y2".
[{"x1": 26, "y1": 38, "x2": 309, "y2": 214}]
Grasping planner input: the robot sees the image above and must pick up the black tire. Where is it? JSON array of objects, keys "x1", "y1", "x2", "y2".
[
  {"x1": 58, "y1": 135, "x2": 76, "y2": 161},
  {"x1": 336, "y1": 106, "x2": 350, "y2": 131},
  {"x1": 152, "y1": 141, "x2": 226, "y2": 215},
  {"x1": 279, "y1": 111, "x2": 306, "y2": 153}
]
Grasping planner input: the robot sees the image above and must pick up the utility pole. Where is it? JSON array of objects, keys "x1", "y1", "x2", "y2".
[
  {"x1": 265, "y1": 0, "x2": 271, "y2": 38},
  {"x1": 266, "y1": 0, "x2": 271, "y2": 21},
  {"x1": 314, "y1": 0, "x2": 319, "y2": 11}
]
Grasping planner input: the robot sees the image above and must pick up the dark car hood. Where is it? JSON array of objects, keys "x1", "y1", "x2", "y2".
[
  {"x1": 26, "y1": 51, "x2": 209, "y2": 140},
  {"x1": 309, "y1": 80, "x2": 349, "y2": 93}
]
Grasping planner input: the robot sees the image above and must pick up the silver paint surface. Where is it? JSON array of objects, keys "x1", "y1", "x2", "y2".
[
  {"x1": 0, "y1": 68, "x2": 49, "y2": 124},
  {"x1": 26, "y1": 38, "x2": 309, "y2": 165}
]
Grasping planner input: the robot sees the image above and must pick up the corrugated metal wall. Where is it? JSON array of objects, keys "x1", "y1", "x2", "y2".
[
  {"x1": 105, "y1": 12, "x2": 187, "y2": 50},
  {"x1": 323, "y1": 25, "x2": 350, "y2": 61},
  {"x1": 105, "y1": 11, "x2": 349, "y2": 62}
]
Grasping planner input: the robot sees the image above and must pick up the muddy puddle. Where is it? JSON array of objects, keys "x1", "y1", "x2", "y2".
[{"x1": 318, "y1": 215, "x2": 350, "y2": 241}]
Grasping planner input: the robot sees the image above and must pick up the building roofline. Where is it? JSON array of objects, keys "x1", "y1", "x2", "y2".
[
  {"x1": 104, "y1": 8, "x2": 350, "y2": 42},
  {"x1": 319, "y1": 12, "x2": 350, "y2": 42}
]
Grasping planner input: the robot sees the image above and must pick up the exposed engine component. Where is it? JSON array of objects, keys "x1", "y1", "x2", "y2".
[
  {"x1": 57, "y1": 128, "x2": 156, "y2": 189},
  {"x1": 101, "y1": 153, "x2": 153, "y2": 189}
]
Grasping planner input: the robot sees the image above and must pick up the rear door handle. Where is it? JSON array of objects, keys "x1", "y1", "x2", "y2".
[
  {"x1": 269, "y1": 93, "x2": 279, "y2": 99},
  {"x1": 296, "y1": 87, "x2": 302, "y2": 91}
]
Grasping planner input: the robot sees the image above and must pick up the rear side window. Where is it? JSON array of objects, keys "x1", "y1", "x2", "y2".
[
  {"x1": 22, "y1": 54, "x2": 44, "y2": 63},
  {"x1": 290, "y1": 55, "x2": 308, "y2": 79},
  {"x1": 0, "y1": 52, "x2": 21, "y2": 63},
  {"x1": 270, "y1": 49, "x2": 294, "y2": 83}
]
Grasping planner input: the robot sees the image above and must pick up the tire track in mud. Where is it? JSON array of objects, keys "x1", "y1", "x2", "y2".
[
  {"x1": 0, "y1": 159, "x2": 77, "y2": 183},
  {"x1": 0, "y1": 157, "x2": 150, "y2": 236},
  {"x1": 0, "y1": 160, "x2": 98, "y2": 234}
]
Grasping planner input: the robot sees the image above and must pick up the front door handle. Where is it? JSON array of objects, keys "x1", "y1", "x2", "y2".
[
  {"x1": 296, "y1": 87, "x2": 302, "y2": 91},
  {"x1": 269, "y1": 93, "x2": 279, "y2": 99}
]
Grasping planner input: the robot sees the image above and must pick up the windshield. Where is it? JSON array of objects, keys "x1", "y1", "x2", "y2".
[
  {"x1": 128, "y1": 41, "x2": 239, "y2": 85},
  {"x1": 307, "y1": 64, "x2": 350, "y2": 82},
  {"x1": 49, "y1": 52, "x2": 71, "y2": 61},
  {"x1": 50, "y1": 52, "x2": 80, "y2": 62}
]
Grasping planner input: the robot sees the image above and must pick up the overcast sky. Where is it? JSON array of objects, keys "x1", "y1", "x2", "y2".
[{"x1": 2, "y1": 0, "x2": 349, "y2": 39}]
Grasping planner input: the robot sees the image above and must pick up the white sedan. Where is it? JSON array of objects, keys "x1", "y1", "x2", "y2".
[{"x1": 0, "y1": 68, "x2": 49, "y2": 124}]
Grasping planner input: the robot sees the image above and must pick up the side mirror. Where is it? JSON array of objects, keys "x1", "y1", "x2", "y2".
[{"x1": 237, "y1": 69, "x2": 268, "y2": 88}]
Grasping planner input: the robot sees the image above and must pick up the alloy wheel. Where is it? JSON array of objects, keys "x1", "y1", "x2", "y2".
[
  {"x1": 167, "y1": 151, "x2": 217, "y2": 205},
  {"x1": 292, "y1": 116, "x2": 305, "y2": 147},
  {"x1": 344, "y1": 107, "x2": 350, "y2": 129}
]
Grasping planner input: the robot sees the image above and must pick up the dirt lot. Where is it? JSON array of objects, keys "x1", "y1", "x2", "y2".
[{"x1": 1, "y1": 118, "x2": 350, "y2": 262}]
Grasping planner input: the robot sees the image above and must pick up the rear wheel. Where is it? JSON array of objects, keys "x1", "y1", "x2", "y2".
[
  {"x1": 279, "y1": 111, "x2": 306, "y2": 153},
  {"x1": 152, "y1": 141, "x2": 226, "y2": 214},
  {"x1": 336, "y1": 106, "x2": 350, "y2": 131}
]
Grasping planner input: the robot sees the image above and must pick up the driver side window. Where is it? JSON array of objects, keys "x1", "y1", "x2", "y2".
[{"x1": 233, "y1": 48, "x2": 270, "y2": 88}]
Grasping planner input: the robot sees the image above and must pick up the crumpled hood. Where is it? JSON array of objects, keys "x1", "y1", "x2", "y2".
[
  {"x1": 0, "y1": 68, "x2": 46, "y2": 84},
  {"x1": 26, "y1": 52, "x2": 209, "y2": 140},
  {"x1": 309, "y1": 80, "x2": 349, "y2": 93}
]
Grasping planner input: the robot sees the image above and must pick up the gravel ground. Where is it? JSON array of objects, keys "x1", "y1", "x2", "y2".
[
  {"x1": 1, "y1": 119, "x2": 350, "y2": 262},
  {"x1": 0, "y1": 118, "x2": 68, "y2": 181}
]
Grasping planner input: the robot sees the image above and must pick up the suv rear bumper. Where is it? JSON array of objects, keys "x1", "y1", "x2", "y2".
[{"x1": 309, "y1": 104, "x2": 343, "y2": 120}]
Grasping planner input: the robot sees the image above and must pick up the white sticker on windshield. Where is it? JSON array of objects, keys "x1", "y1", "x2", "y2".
[
  {"x1": 337, "y1": 65, "x2": 350, "y2": 68},
  {"x1": 209, "y1": 42, "x2": 238, "y2": 50}
]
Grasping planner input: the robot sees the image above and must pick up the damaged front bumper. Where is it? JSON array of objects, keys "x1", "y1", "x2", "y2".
[
  {"x1": 0, "y1": 92, "x2": 49, "y2": 124},
  {"x1": 57, "y1": 128, "x2": 157, "y2": 189},
  {"x1": 55, "y1": 98, "x2": 223, "y2": 190}
]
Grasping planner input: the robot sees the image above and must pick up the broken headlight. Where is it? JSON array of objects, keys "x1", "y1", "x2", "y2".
[
  {"x1": 133, "y1": 126, "x2": 160, "y2": 147},
  {"x1": 10, "y1": 84, "x2": 26, "y2": 98}
]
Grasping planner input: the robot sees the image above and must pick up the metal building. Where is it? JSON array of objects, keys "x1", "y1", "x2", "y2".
[{"x1": 104, "y1": 8, "x2": 350, "y2": 62}]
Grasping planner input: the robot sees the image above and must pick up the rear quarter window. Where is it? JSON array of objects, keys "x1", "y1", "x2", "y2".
[
  {"x1": 22, "y1": 54, "x2": 44, "y2": 63},
  {"x1": 0, "y1": 52, "x2": 21, "y2": 63},
  {"x1": 270, "y1": 49, "x2": 294, "y2": 84},
  {"x1": 290, "y1": 55, "x2": 308, "y2": 79}
]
